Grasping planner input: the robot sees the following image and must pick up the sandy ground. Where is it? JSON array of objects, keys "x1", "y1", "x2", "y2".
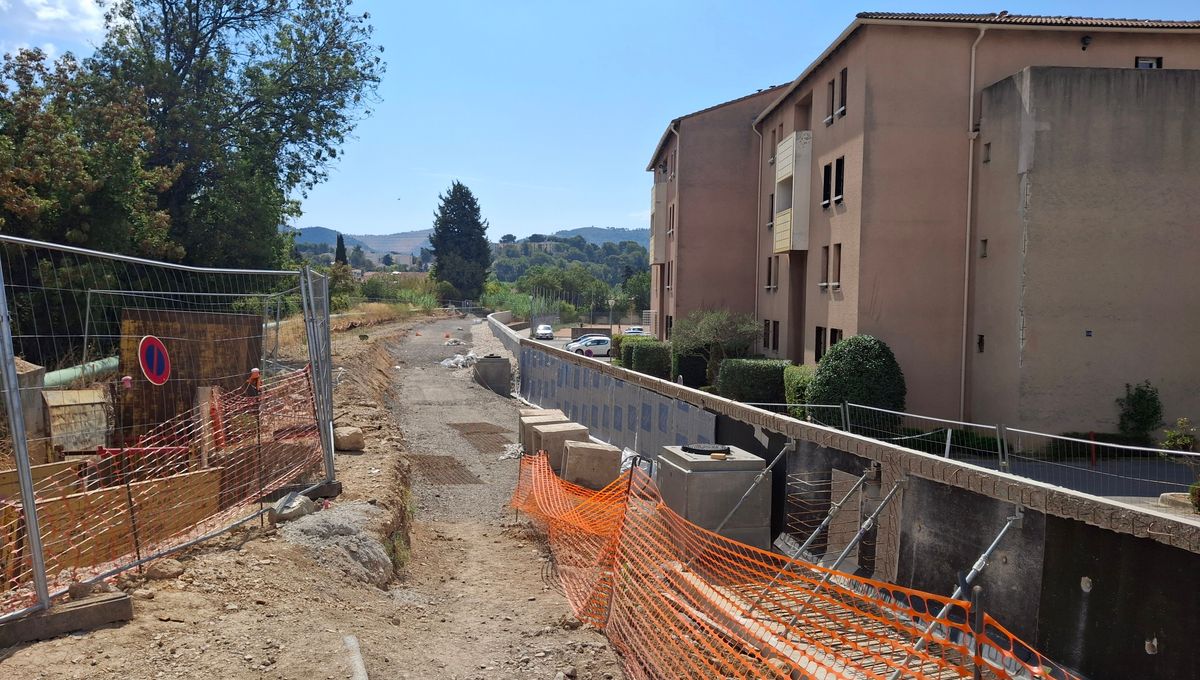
[{"x1": 0, "y1": 312, "x2": 624, "y2": 680}]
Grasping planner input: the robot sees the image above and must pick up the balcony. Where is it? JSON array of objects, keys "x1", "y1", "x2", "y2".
[
  {"x1": 650, "y1": 182, "x2": 667, "y2": 264},
  {"x1": 776, "y1": 132, "x2": 796, "y2": 183},
  {"x1": 772, "y1": 209, "x2": 792, "y2": 254}
]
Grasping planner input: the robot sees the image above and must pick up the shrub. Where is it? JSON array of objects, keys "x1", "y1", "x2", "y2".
[
  {"x1": 807, "y1": 335, "x2": 906, "y2": 410},
  {"x1": 1191, "y1": 480, "x2": 1200, "y2": 513},
  {"x1": 631, "y1": 341, "x2": 671, "y2": 379},
  {"x1": 621, "y1": 336, "x2": 657, "y2": 368},
  {"x1": 716, "y1": 359, "x2": 791, "y2": 405},
  {"x1": 1116, "y1": 381, "x2": 1163, "y2": 445},
  {"x1": 435, "y1": 280, "x2": 461, "y2": 303},
  {"x1": 783, "y1": 364, "x2": 816, "y2": 419},
  {"x1": 558, "y1": 301, "x2": 579, "y2": 324},
  {"x1": 1163, "y1": 417, "x2": 1198, "y2": 452},
  {"x1": 610, "y1": 334, "x2": 628, "y2": 364},
  {"x1": 671, "y1": 349, "x2": 708, "y2": 388}
]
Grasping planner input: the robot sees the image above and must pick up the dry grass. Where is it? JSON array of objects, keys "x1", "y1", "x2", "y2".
[{"x1": 332, "y1": 302, "x2": 417, "y2": 332}]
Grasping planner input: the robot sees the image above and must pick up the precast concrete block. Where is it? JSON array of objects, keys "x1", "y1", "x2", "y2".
[
  {"x1": 520, "y1": 413, "x2": 568, "y2": 450},
  {"x1": 530, "y1": 422, "x2": 589, "y2": 470},
  {"x1": 561, "y1": 440, "x2": 622, "y2": 490},
  {"x1": 656, "y1": 445, "x2": 771, "y2": 549}
]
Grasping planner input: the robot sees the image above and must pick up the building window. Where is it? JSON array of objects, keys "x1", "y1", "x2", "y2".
[
  {"x1": 1135, "y1": 56, "x2": 1163, "y2": 69},
  {"x1": 815, "y1": 326, "x2": 827, "y2": 362},
  {"x1": 769, "y1": 128, "x2": 777, "y2": 164},
  {"x1": 979, "y1": 238, "x2": 988, "y2": 258},
  {"x1": 768, "y1": 193, "x2": 775, "y2": 226},
  {"x1": 666, "y1": 316, "x2": 674, "y2": 339},
  {"x1": 765, "y1": 256, "x2": 772, "y2": 288},
  {"x1": 665, "y1": 261, "x2": 672, "y2": 289},
  {"x1": 772, "y1": 255, "x2": 780, "y2": 288},
  {"x1": 977, "y1": 334, "x2": 985, "y2": 353},
  {"x1": 822, "y1": 164, "x2": 832, "y2": 207},
  {"x1": 982, "y1": 142, "x2": 991, "y2": 163},
  {"x1": 837, "y1": 68, "x2": 847, "y2": 116},
  {"x1": 830, "y1": 328, "x2": 843, "y2": 346},
  {"x1": 771, "y1": 321, "x2": 780, "y2": 351},
  {"x1": 832, "y1": 243, "x2": 842, "y2": 287},
  {"x1": 667, "y1": 204, "x2": 675, "y2": 234},
  {"x1": 825, "y1": 79, "x2": 835, "y2": 125},
  {"x1": 834, "y1": 157, "x2": 845, "y2": 203},
  {"x1": 820, "y1": 246, "x2": 829, "y2": 286},
  {"x1": 763, "y1": 320, "x2": 771, "y2": 348}
]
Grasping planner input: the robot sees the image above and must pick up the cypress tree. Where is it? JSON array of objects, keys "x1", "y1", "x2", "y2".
[
  {"x1": 335, "y1": 233, "x2": 348, "y2": 264},
  {"x1": 429, "y1": 181, "x2": 492, "y2": 299}
]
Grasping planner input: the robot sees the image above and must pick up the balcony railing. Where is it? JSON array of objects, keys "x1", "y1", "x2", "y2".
[
  {"x1": 776, "y1": 132, "x2": 796, "y2": 183},
  {"x1": 772, "y1": 208, "x2": 792, "y2": 254}
]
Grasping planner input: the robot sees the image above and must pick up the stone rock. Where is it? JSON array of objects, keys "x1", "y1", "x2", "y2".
[
  {"x1": 334, "y1": 426, "x2": 366, "y2": 451},
  {"x1": 146, "y1": 558, "x2": 186, "y2": 580},
  {"x1": 132, "y1": 588, "x2": 155, "y2": 600},
  {"x1": 67, "y1": 581, "x2": 94, "y2": 600},
  {"x1": 268, "y1": 492, "x2": 316, "y2": 524}
]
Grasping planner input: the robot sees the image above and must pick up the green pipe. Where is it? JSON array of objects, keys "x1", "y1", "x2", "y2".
[{"x1": 44, "y1": 356, "x2": 118, "y2": 388}]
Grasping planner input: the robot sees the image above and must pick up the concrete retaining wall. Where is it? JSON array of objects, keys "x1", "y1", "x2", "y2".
[{"x1": 506, "y1": 325, "x2": 1200, "y2": 677}]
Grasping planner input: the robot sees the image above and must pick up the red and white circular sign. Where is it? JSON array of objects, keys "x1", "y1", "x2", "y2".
[{"x1": 138, "y1": 335, "x2": 171, "y2": 386}]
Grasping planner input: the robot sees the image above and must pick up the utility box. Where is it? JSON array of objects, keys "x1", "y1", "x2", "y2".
[
  {"x1": 520, "y1": 413, "x2": 568, "y2": 450},
  {"x1": 530, "y1": 422, "x2": 589, "y2": 471},
  {"x1": 657, "y1": 444, "x2": 771, "y2": 549},
  {"x1": 473, "y1": 354, "x2": 511, "y2": 396}
]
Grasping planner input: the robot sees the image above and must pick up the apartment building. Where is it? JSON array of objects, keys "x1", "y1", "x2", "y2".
[
  {"x1": 750, "y1": 12, "x2": 1200, "y2": 425},
  {"x1": 646, "y1": 86, "x2": 782, "y2": 339}
]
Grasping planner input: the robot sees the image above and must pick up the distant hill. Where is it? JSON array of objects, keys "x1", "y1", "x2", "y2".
[
  {"x1": 285, "y1": 226, "x2": 432, "y2": 255},
  {"x1": 552, "y1": 227, "x2": 649, "y2": 248}
]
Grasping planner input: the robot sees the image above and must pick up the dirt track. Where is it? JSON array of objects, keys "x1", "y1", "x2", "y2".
[{"x1": 0, "y1": 313, "x2": 624, "y2": 679}]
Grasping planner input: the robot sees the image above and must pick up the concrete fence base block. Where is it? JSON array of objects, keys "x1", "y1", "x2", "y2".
[{"x1": 0, "y1": 592, "x2": 133, "y2": 648}]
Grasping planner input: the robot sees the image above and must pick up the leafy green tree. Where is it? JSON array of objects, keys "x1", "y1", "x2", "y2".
[
  {"x1": 89, "y1": 0, "x2": 385, "y2": 267},
  {"x1": 1116, "y1": 381, "x2": 1163, "y2": 444},
  {"x1": 430, "y1": 181, "x2": 491, "y2": 299},
  {"x1": 670, "y1": 310, "x2": 762, "y2": 384},
  {"x1": 0, "y1": 49, "x2": 178, "y2": 257},
  {"x1": 499, "y1": 233, "x2": 516, "y2": 243},
  {"x1": 381, "y1": 253, "x2": 394, "y2": 266},
  {"x1": 335, "y1": 234, "x2": 348, "y2": 264},
  {"x1": 349, "y1": 244, "x2": 369, "y2": 269},
  {"x1": 623, "y1": 270, "x2": 651, "y2": 312}
]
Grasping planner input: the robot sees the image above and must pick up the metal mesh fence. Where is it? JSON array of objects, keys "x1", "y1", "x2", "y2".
[
  {"x1": 1005, "y1": 429, "x2": 1198, "y2": 498},
  {"x1": 846, "y1": 405, "x2": 1005, "y2": 471},
  {"x1": 0, "y1": 235, "x2": 333, "y2": 622}
]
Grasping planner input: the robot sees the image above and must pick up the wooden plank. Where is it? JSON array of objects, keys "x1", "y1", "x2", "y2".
[
  {"x1": 1, "y1": 469, "x2": 222, "y2": 584},
  {"x1": 0, "y1": 592, "x2": 133, "y2": 647},
  {"x1": 0, "y1": 460, "x2": 85, "y2": 499}
]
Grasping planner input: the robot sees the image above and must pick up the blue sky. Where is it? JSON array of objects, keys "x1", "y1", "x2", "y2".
[{"x1": 2, "y1": 1, "x2": 1197, "y2": 239}]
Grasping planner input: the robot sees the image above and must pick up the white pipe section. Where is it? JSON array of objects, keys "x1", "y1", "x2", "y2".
[{"x1": 959, "y1": 27, "x2": 988, "y2": 421}]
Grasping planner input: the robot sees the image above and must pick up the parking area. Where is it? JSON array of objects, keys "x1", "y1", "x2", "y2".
[{"x1": 529, "y1": 334, "x2": 614, "y2": 363}]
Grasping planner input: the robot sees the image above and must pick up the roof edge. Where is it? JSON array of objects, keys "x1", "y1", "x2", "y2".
[{"x1": 647, "y1": 85, "x2": 785, "y2": 170}]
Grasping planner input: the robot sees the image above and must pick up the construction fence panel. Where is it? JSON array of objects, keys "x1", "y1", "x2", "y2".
[
  {"x1": 512, "y1": 453, "x2": 1084, "y2": 680},
  {"x1": 518, "y1": 344, "x2": 715, "y2": 459},
  {"x1": 0, "y1": 236, "x2": 332, "y2": 621}
]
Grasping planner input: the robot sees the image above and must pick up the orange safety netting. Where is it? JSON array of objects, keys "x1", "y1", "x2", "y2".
[
  {"x1": 512, "y1": 454, "x2": 1080, "y2": 680},
  {"x1": 1, "y1": 367, "x2": 322, "y2": 615}
]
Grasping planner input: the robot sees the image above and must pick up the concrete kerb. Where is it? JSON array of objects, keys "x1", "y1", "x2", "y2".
[{"x1": 513, "y1": 330, "x2": 1200, "y2": 555}]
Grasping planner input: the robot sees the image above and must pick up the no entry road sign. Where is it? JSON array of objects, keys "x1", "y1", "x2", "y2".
[{"x1": 138, "y1": 335, "x2": 171, "y2": 385}]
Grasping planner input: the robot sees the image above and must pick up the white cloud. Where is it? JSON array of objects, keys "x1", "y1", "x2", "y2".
[
  {"x1": 0, "y1": 1, "x2": 12, "y2": 13},
  {"x1": 20, "y1": 0, "x2": 104, "y2": 35}
]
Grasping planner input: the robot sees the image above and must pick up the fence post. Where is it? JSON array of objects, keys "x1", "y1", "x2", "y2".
[
  {"x1": 943, "y1": 427, "x2": 953, "y2": 458},
  {"x1": 300, "y1": 268, "x2": 335, "y2": 483},
  {"x1": 0, "y1": 259, "x2": 51, "y2": 609},
  {"x1": 997, "y1": 425, "x2": 1009, "y2": 472},
  {"x1": 841, "y1": 402, "x2": 851, "y2": 433}
]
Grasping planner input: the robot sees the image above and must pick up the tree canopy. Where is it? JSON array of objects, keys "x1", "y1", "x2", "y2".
[
  {"x1": 430, "y1": 181, "x2": 491, "y2": 300},
  {"x1": 85, "y1": 0, "x2": 384, "y2": 267}
]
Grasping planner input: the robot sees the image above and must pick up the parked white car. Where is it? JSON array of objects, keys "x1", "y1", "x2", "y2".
[
  {"x1": 565, "y1": 333, "x2": 608, "y2": 350},
  {"x1": 534, "y1": 324, "x2": 555, "y2": 340},
  {"x1": 622, "y1": 326, "x2": 647, "y2": 336},
  {"x1": 573, "y1": 336, "x2": 611, "y2": 357}
]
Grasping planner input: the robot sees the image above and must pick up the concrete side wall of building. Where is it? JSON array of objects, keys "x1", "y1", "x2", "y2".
[{"x1": 972, "y1": 67, "x2": 1200, "y2": 432}]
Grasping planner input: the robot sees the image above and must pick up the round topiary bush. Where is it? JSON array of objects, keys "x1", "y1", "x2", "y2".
[{"x1": 807, "y1": 335, "x2": 906, "y2": 410}]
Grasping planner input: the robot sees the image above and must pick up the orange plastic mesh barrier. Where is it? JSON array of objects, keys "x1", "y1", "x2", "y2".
[
  {"x1": 512, "y1": 454, "x2": 1082, "y2": 680},
  {"x1": 1, "y1": 367, "x2": 322, "y2": 613}
]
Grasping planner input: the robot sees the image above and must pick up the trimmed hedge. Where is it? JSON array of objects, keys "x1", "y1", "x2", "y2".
[
  {"x1": 631, "y1": 341, "x2": 671, "y2": 379},
  {"x1": 783, "y1": 364, "x2": 815, "y2": 419},
  {"x1": 715, "y1": 358, "x2": 791, "y2": 405},
  {"x1": 621, "y1": 335, "x2": 657, "y2": 368},
  {"x1": 671, "y1": 350, "x2": 708, "y2": 388},
  {"x1": 807, "y1": 335, "x2": 906, "y2": 410}
]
